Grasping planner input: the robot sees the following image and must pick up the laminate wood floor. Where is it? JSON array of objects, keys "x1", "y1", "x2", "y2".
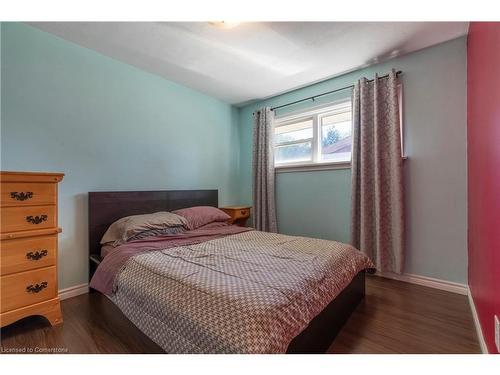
[
  {"x1": 328, "y1": 276, "x2": 480, "y2": 353},
  {"x1": 0, "y1": 276, "x2": 480, "y2": 354}
]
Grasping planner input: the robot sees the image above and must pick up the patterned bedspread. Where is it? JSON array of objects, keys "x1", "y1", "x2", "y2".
[{"x1": 110, "y1": 230, "x2": 374, "y2": 353}]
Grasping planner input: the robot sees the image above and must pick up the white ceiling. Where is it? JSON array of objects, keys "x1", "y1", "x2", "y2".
[{"x1": 29, "y1": 22, "x2": 468, "y2": 105}]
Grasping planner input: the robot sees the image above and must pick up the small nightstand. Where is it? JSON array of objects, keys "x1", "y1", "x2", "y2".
[{"x1": 220, "y1": 206, "x2": 251, "y2": 227}]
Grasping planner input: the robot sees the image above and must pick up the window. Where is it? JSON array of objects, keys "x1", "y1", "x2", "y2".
[{"x1": 274, "y1": 99, "x2": 352, "y2": 169}]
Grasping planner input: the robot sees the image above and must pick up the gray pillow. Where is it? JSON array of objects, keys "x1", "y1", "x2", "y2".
[
  {"x1": 100, "y1": 211, "x2": 188, "y2": 246},
  {"x1": 127, "y1": 226, "x2": 186, "y2": 241}
]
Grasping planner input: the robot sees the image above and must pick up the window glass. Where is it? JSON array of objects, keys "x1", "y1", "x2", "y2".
[
  {"x1": 275, "y1": 141, "x2": 312, "y2": 164},
  {"x1": 274, "y1": 119, "x2": 313, "y2": 145},
  {"x1": 320, "y1": 111, "x2": 352, "y2": 163}
]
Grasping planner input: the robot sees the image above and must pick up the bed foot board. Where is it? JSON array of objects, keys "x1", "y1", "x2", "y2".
[{"x1": 286, "y1": 271, "x2": 365, "y2": 354}]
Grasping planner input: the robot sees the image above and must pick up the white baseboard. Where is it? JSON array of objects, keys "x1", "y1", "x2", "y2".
[
  {"x1": 375, "y1": 271, "x2": 468, "y2": 295},
  {"x1": 59, "y1": 283, "x2": 89, "y2": 301},
  {"x1": 467, "y1": 289, "x2": 489, "y2": 354}
]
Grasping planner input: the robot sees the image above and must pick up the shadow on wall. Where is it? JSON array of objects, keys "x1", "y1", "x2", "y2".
[{"x1": 58, "y1": 193, "x2": 89, "y2": 289}]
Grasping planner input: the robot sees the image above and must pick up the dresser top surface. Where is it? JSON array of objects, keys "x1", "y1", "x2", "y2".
[{"x1": 1, "y1": 171, "x2": 64, "y2": 183}]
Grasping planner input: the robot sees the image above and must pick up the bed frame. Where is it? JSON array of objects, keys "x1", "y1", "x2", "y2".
[{"x1": 88, "y1": 189, "x2": 365, "y2": 353}]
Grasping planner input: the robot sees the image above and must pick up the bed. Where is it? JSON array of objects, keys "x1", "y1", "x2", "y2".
[{"x1": 88, "y1": 190, "x2": 374, "y2": 353}]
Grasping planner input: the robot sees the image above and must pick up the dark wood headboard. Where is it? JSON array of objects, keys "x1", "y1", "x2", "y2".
[{"x1": 88, "y1": 190, "x2": 218, "y2": 279}]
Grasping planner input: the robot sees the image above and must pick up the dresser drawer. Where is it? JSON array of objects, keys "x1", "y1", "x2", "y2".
[
  {"x1": 1, "y1": 235, "x2": 57, "y2": 275},
  {"x1": 1, "y1": 266, "x2": 57, "y2": 313},
  {"x1": 1, "y1": 205, "x2": 56, "y2": 233},
  {"x1": 1, "y1": 182, "x2": 56, "y2": 207}
]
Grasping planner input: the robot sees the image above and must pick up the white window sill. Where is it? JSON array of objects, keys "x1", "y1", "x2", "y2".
[
  {"x1": 274, "y1": 156, "x2": 408, "y2": 173},
  {"x1": 275, "y1": 162, "x2": 351, "y2": 173}
]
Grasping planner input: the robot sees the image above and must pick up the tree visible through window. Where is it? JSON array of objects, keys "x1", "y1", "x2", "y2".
[{"x1": 322, "y1": 128, "x2": 341, "y2": 148}]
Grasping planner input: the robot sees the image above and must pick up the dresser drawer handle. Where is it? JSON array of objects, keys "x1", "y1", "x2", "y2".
[
  {"x1": 26, "y1": 215, "x2": 48, "y2": 224},
  {"x1": 26, "y1": 249, "x2": 48, "y2": 260},
  {"x1": 26, "y1": 282, "x2": 48, "y2": 294},
  {"x1": 10, "y1": 191, "x2": 34, "y2": 201}
]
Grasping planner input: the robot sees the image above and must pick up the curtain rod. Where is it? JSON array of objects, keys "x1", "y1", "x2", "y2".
[{"x1": 269, "y1": 70, "x2": 402, "y2": 112}]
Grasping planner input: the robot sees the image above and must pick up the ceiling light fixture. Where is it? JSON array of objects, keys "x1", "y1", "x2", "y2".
[{"x1": 209, "y1": 21, "x2": 241, "y2": 29}]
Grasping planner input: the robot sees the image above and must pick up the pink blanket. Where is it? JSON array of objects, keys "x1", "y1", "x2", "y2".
[{"x1": 90, "y1": 225, "x2": 253, "y2": 295}]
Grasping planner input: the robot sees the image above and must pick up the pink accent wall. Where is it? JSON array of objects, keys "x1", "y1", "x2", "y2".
[{"x1": 467, "y1": 22, "x2": 500, "y2": 354}]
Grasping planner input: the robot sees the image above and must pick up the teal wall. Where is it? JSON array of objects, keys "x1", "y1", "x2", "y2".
[
  {"x1": 276, "y1": 169, "x2": 352, "y2": 243},
  {"x1": 239, "y1": 37, "x2": 468, "y2": 283},
  {"x1": 1, "y1": 23, "x2": 241, "y2": 289}
]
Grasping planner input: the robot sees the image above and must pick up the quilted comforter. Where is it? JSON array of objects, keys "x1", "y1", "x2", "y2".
[{"x1": 106, "y1": 230, "x2": 374, "y2": 353}]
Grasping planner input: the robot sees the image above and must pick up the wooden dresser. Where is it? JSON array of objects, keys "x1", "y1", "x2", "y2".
[{"x1": 0, "y1": 171, "x2": 64, "y2": 327}]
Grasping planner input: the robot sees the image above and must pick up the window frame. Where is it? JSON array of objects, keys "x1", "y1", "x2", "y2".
[{"x1": 273, "y1": 98, "x2": 353, "y2": 172}]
